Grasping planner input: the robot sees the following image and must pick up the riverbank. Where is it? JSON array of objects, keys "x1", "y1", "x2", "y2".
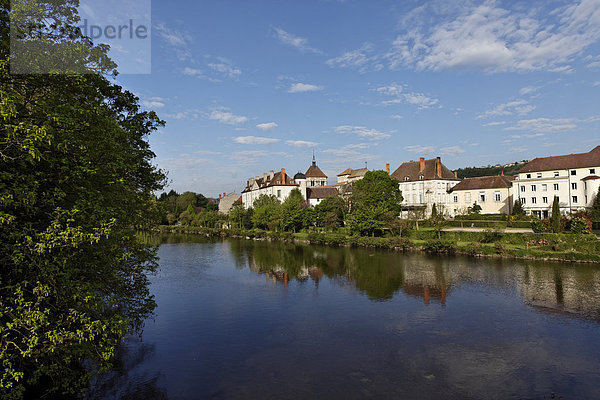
[{"x1": 155, "y1": 225, "x2": 600, "y2": 264}]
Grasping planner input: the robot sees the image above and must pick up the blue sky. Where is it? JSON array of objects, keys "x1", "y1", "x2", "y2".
[{"x1": 104, "y1": 0, "x2": 600, "y2": 196}]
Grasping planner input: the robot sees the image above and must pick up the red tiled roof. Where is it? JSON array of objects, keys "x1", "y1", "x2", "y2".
[
  {"x1": 305, "y1": 164, "x2": 327, "y2": 178},
  {"x1": 518, "y1": 146, "x2": 600, "y2": 173},
  {"x1": 242, "y1": 171, "x2": 297, "y2": 193},
  {"x1": 448, "y1": 175, "x2": 514, "y2": 192},
  {"x1": 337, "y1": 168, "x2": 353, "y2": 176},
  {"x1": 391, "y1": 158, "x2": 457, "y2": 182}
]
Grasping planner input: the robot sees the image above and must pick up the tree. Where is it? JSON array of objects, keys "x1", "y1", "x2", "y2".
[
  {"x1": 176, "y1": 191, "x2": 198, "y2": 214},
  {"x1": 228, "y1": 204, "x2": 253, "y2": 229},
  {"x1": 280, "y1": 188, "x2": 305, "y2": 232},
  {"x1": 469, "y1": 202, "x2": 482, "y2": 214},
  {"x1": 430, "y1": 203, "x2": 446, "y2": 239},
  {"x1": 0, "y1": 1, "x2": 166, "y2": 397},
  {"x1": 251, "y1": 194, "x2": 281, "y2": 230},
  {"x1": 314, "y1": 196, "x2": 346, "y2": 230},
  {"x1": 512, "y1": 199, "x2": 525, "y2": 217},
  {"x1": 551, "y1": 196, "x2": 562, "y2": 233},
  {"x1": 591, "y1": 191, "x2": 600, "y2": 226},
  {"x1": 348, "y1": 170, "x2": 403, "y2": 236}
]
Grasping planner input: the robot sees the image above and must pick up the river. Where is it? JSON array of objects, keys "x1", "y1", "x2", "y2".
[{"x1": 90, "y1": 234, "x2": 600, "y2": 399}]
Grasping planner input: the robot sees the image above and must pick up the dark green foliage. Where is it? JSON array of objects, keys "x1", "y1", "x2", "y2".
[
  {"x1": 251, "y1": 194, "x2": 281, "y2": 230},
  {"x1": 551, "y1": 196, "x2": 561, "y2": 233},
  {"x1": 279, "y1": 188, "x2": 305, "y2": 232},
  {"x1": 512, "y1": 199, "x2": 525, "y2": 217},
  {"x1": 570, "y1": 217, "x2": 591, "y2": 234},
  {"x1": 454, "y1": 162, "x2": 528, "y2": 179},
  {"x1": 348, "y1": 170, "x2": 403, "y2": 236},
  {"x1": 531, "y1": 218, "x2": 547, "y2": 233},
  {"x1": 313, "y1": 196, "x2": 346, "y2": 230},
  {"x1": 228, "y1": 204, "x2": 253, "y2": 229},
  {"x1": 591, "y1": 191, "x2": 600, "y2": 224},
  {"x1": 469, "y1": 202, "x2": 482, "y2": 214},
  {"x1": 480, "y1": 229, "x2": 504, "y2": 243},
  {"x1": 0, "y1": 1, "x2": 166, "y2": 397},
  {"x1": 424, "y1": 239, "x2": 457, "y2": 254}
]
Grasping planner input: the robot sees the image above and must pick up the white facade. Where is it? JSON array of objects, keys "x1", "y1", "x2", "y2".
[
  {"x1": 241, "y1": 169, "x2": 299, "y2": 209},
  {"x1": 449, "y1": 187, "x2": 512, "y2": 216},
  {"x1": 514, "y1": 166, "x2": 600, "y2": 218},
  {"x1": 399, "y1": 179, "x2": 459, "y2": 217}
]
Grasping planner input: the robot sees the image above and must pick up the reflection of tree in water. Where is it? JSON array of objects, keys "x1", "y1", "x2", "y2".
[
  {"x1": 87, "y1": 336, "x2": 167, "y2": 400},
  {"x1": 237, "y1": 241, "x2": 451, "y2": 302}
]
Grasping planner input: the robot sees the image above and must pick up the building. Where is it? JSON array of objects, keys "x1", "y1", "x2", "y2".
[
  {"x1": 297, "y1": 155, "x2": 328, "y2": 188},
  {"x1": 448, "y1": 175, "x2": 515, "y2": 215},
  {"x1": 514, "y1": 146, "x2": 600, "y2": 218},
  {"x1": 306, "y1": 187, "x2": 339, "y2": 206},
  {"x1": 391, "y1": 157, "x2": 460, "y2": 217},
  {"x1": 241, "y1": 168, "x2": 298, "y2": 208},
  {"x1": 336, "y1": 167, "x2": 368, "y2": 184},
  {"x1": 218, "y1": 192, "x2": 240, "y2": 214}
]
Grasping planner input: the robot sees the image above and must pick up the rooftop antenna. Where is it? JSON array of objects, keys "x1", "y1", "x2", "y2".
[
  {"x1": 312, "y1": 150, "x2": 316, "y2": 166},
  {"x1": 365, "y1": 161, "x2": 368, "y2": 169}
]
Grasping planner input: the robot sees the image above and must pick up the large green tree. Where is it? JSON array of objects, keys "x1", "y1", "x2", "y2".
[
  {"x1": 0, "y1": 1, "x2": 166, "y2": 398},
  {"x1": 279, "y1": 188, "x2": 305, "y2": 232},
  {"x1": 348, "y1": 170, "x2": 403, "y2": 236},
  {"x1": 314, "y1": 196, "x2": 346, "y2": 230},
  {"x1": 251, "y1": 194, "x2": 281, "y2": 230},
  {"x1": 551, "y1": 196, "x2": 562, "y2": 233}
]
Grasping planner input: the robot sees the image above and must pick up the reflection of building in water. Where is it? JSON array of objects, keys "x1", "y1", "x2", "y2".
[
  {"x1": 400, "y1": 261, "x2": 452, "y2": 305},
  {"x1": 402, "y1": 283, "x2": 448, "y2": 305},
  {"x1": 515, "y1": 266, "x2": 600, "y2": 320}
]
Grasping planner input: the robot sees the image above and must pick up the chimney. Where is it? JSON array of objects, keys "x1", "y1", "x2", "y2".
[
  {"x1": 454, "y1": 171, "x2": 458, "y2": 179},
  {"x1": 419, "y1": 157, "x2": 425, "y2": 172},
  {"x1": 501, "y1": 170, "x2": 504, "y2": 176},
  {"x1": 281, "y1": 168, "x2": 286, "y2": 183},
  {"x1": 436, "y1": 157, "x2": 442, "y2": 178},
  {"x1": 263, "y1": 172, "x2": 267, "y2": 181},
  {"x1": 223, "y1": 192, "x2": 226, "y2": 198},
  {"x1": 269, "y1": 170, "x2": 274, "y2": 180},
  {"x1": 219, "y1": 194, "x2": 222, "y2": 199},
  {"x1": 386, "y1": 163, "x2": 390, "y2": 175}
]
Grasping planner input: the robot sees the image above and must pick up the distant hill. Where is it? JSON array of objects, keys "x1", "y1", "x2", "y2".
[{"x1": 454, "y1": 161, "x2": 529, "y2": 179}]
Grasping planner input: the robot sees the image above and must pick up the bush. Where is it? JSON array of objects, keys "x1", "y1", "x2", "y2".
[
  {"x1": 424, "y1": 239, "x2": 457, "y2": 254},
  {"x1": 530, "y1": 218, "x2": 546, "y2": 233},
  {"x1": 570, "y1": 217, "x2": 592, "y2": 234},
  {"x1": 480, "y1": 228, "x2": 504, "y2": 243}
]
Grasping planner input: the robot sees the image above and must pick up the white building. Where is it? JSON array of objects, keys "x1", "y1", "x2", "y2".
[
  {"x1": 514, "y1": 146, "x2": 600, "y2": 218},
  {"x1": 306, "y1": 187, "x2": 339, "y2": 207},
  {"x1": 218, "y1": 192, "x2": 240, "y2": 214},
  {"x1": 391, "y1": 157, "x2": 460, "y2": 217},
  {"x1": 336, "y1": 167, "x2": 368, "y2": 184},
  {"x1": 241, "y1": 168, "x2": 298, "y2": 208},
  {"x1": 447, "y1": 175, "x2": 515, "y2": 216}
]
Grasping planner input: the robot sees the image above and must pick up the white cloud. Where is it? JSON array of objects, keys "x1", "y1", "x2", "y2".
[
  {"x1": 183, "y1": 67, "x2": 203, "y2": 77},
  {"x1": 207, "y1": 60, "x2": 241, "y2": 80},
  {"x1": 390, "y1": 114, "x2": 404, "y2": 120},
  {"x1": 519, "y1": 86, "x2": 541, "y2": 95},
  {"x1": 272, "y1": 27, "x2": 322, "y2": 54},
  {"x1": 155, "y1": 23, "x2": 191, "y2": 61},
  {"x1": 256, "y1": 122, "x2": 278, "y2": 131},
  {"x1": 477, "y1": 100, "x2": 536, "y2": 119},
  {"x1": 404, "y1": 145, "x2": 435, "y2": 154},
  {"x1": 593, "y1": 81, "x2": 600, "y2": 87},
  {"x1": 505, "y1": 118, "x2": 577, "y2": 133},
  {"x1": 334, "y1": 125, "x2": 392, "y2": 140},
  {"x1": 233, "y1": 136, "x2": 280, "y2": 145},
  {"x1": 141, "y1": 97, "x2": 166, "y2": 108},
  {"x1": 483, "y1": 121, "x2": 507, "y2": 127},
  {"x1": 511, "y1": 147, "x2": 528, "y2": 153},
  {"x1": 386, "y1": 0, "x2": 600, "y2": 73},
  {"x1": 326, "y1": 43, "x2": 379, "y2": 72},
  {"x1": 288, "y1": 83, "x2": 323, "y2": 93},
  {"x1": 209, "y1": 110, "x2": 248, "y2": 125},
  {"x1": 286, "y1": 140, "x2": 319, "y2": 147},
  {"x1": 440, "y1": 145, "x2": 465, "y2": 156},
  {"x1": 375, "y1": 83, "x2": 439, "y2": 109}
]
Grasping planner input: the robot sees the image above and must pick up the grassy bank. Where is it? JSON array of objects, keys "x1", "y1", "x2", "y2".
[{"x1": 156, "y1": 225, "x2": 600, "y2": 264}]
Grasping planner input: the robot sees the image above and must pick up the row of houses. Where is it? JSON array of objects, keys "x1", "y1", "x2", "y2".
[{"x1": 237, "y1": 146, "x2": 600, "y2": 218}]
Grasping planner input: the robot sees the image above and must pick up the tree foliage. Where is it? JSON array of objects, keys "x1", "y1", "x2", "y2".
[
  {"x1": 314, "y1": 196, "x2": 346, "y2": 230},
  {"x1": 512, "y1": 199, "x2": 525, "y2": 217},
  {"x1": 0, "y1": 1, "x2": 166, "y2": 397},
  {"x1": 551, "y1": 196, "x2": 562, "y2": 233},
  {"x1": 348, "y1": 170, "x2": 403, "y2": 236},
  {"x1": 279, "y1": 188, "x2": 305, "y2": 232},
  {"x1": 591, "y1": 191, "x2": 600, "y2": 225},
  {"x1": 251, "y1": 194, "x2": 281, "y2": 230}
]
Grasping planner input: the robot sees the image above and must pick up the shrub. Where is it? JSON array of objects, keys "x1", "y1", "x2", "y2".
[
  {"x1": 570, "y1": 217, "x2": 592, "y2": 234},
  {"x1": 424, "y1": 239, "x2": 457, "y2": 254},
  {"x1": 480, "y1": 228, "x2": 504, "y2": 243},
  {"x1": 530, "y1": 218, "x2": 546, "y2": 233}
]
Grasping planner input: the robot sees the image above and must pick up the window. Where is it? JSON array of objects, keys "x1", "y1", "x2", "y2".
[
  {"x1": 494, "y1": 192, "x2": 501, "y2": 202},
  {"x1": 542, "y1": 184, "x2": 547, "y2": 191},
  {"x1": 531, "y1": 185, "x2": 536, "y2": 192},
  {"x1": 453, "y1": 195, "x2": 459, "y2": 203},
  {"x1": 554, "y1": 171, "x2": 559, "y2": 177},
  {"x1": 572, "y1": 196, "x2": 578, "y2": 203},
  {"x1": 590, "y1": 169, "x2": 596, "y2": 174},
  {"x1": 571, "y1": 170, "x2": 576, "y2": 176},
  {"x1": 419, "y1": 175, "x2": 424, "y2": 180},
  {"x1": 531, "y1": 197, "x2": 537, "y2": 204},
  {"x1": 412, "y1": 183, "x2": 416, "y2": 189},
  {"x1": 404, "y1": 177, "x2": 409, "y2": 181},
  {"x1": 419, "y1": 194, "x2": 424, "y2": 203},
  {"x1": 537, "y1": 173, "x2": 542, "y2": 178},
  {"x1": 311, "y1": 180, "x2": 315, "y2": 186},
  {"x1": 522, "y1": 198, "x2": 526, "y2": 204},
  {"x1": 543, "y1": 197, "x2": 548, "y2": 204},
  {"x1": 479, "y1": 193, "x2": 486, "y2": 203},
  {"x1": 277, "y1": 190, "x2": 281, "y2": 198},
  {"x1": 465, "y1": 193, "x2": 471, "y2": 203},
  {"x1": 521, "y1": 185, "x2": 526, "y2": 192},
  {"x1": 526, "y1": 174, "x2": 531, "y2": 179},
  {"x1": 553, "y1": 183, "x2": 559, "y2": 190},
  {"x1": 571, "y1": 183, "x2": 577, "y2": 190}
]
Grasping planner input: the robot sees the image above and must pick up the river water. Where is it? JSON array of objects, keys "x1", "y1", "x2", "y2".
[{"x1": 91, "y1": 234, "x2": 600, "y2": 399}]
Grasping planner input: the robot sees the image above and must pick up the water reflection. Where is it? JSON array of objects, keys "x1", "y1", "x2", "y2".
[{"x1": 229, "y1": 239, "x2": 600, "y2": 321}]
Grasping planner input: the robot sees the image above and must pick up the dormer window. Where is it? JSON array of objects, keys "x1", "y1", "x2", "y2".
[
  {"x1": 526, "y1": 174, "x2": 531, "y2": 179},
  {"x1": 419, "y1": 175, "x2": 424, "y2": 180},
  {"x1": 404, "y1": 177, "x2": 409, "y2": 181}
]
